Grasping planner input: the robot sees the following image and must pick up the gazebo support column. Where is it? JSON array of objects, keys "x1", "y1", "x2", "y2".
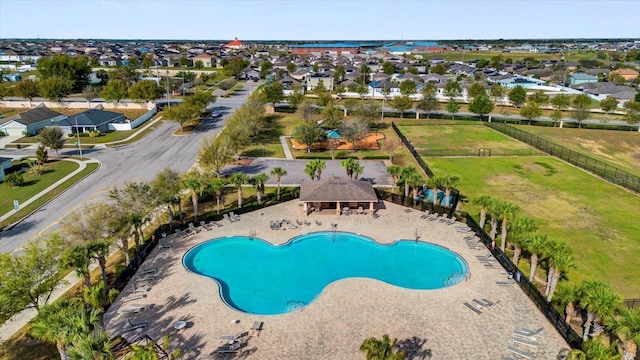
[
  {"x1": 336, "y1": 201, "x2": 341, "y2": 216},
  {"x1": 369, "y1": 202, "x2": 374, "y2": 211},
  {"x1": 303, "y1": 202, "x2": 308, "y2": 216}
]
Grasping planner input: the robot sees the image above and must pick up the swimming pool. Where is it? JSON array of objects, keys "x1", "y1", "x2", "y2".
[{"x1": 183, "y1": 231, "x2": 468, "y2": 315}]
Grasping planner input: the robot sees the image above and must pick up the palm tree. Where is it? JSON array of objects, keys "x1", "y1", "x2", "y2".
[
  {"x1": 579, "y1": 280, "x2": 623, "y2": 341},
  {"x1": 486, "y1": 199, "x2": 501, "y2": 241},
  {"x1": 30, "y1": 298, "x2": 101, "y2": 360},
  {"x1": 150, "y1": 168, "x2": 182, "y2": 232},
  {"x1": 304, "y1": 161, "x2": 318, "y2": 181},
  {"x1": 400, "y1": 167, "x2": 419, "y2": 198},
  {"x1": 386, "y1": 165, "x2": 402, "y2": 194},
  {"x1": 439, "y1": 174, "x2": 459, "y2": 208},
  {"x1": 352, "y1": 163, "x2": 364, "y2": 180},
  {"x1": 180, "y1": 171, "x2": 206, "y2": 222},
  {"x1": 61, "y1": 245, "x2": 93, "y2": 289},
  {"x1": 309, "y1": 159, "x2": 326, "y2": 180},
  {"x1": 497, "y1": 201, "x2": 518, "y2": 252},
  {"x1": 472, "y1": 195, "x2": 493, "y2": 229},
  {"x1": 555, "y1": 282, "x2": 582, "y2": 323},
  {"x1": 229, "y1": 172, "x2": 249, "y2": 208},
  {"x1": 250, "y1": 173, "x2": 269, "y2": 204},
  {"x1": 359, "y1": 334, "x2": 407, "y2": 360},
  {"x1": 209, "y1": 177, "x2": 227, "y2": 214},
  {"x1": 508, "y1": 215, "x2": 537, "y2": 265},
  {"x1": 522, "y1": 233, "x2": 550, "y2": 282},
  {"x1": 67, "y1": 330, "x2": 113, "y2": 360},
  {"x1": 545, "y1": 240, "x2": 575, "y2": 301},
  {"x1": 406, "y1": 171, "x2": 424, "y2": 201},
  {"x1": 425, "y1": 175, "x2": 442, "y2": 206},
  {"x1": 270, "y1": 167, "x2": 287, "y2": 201},
  {"x1": 607, "y1": 307, "x2": 640, "y2": 360},
  {"x1": 568, "y1": 340, "x2": 621, "y2": 360}
]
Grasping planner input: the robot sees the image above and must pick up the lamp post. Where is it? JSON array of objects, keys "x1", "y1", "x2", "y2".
[{"x1": 74, "y1": 116, "x2": 83, "y2": 159}]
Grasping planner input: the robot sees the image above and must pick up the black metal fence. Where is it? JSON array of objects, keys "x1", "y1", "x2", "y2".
[
  {"x1": 486, "y1": 122, "x2": 640, "y2": 194},
  {"x1": 391, "y1": 121, "x2": 435, "y2": 177},
  {"x1": 416, "y1": 148, "x2": 540, "y2": 157},
  {"x1": 623, "y1": 298, "x2": 640, "y2": 309},
  {"x1": 463, "y1": 216, "x2": 584, "y2": 349},
  {"x1": 375, "y1": 188, "x2": 457, "y2": 217}
]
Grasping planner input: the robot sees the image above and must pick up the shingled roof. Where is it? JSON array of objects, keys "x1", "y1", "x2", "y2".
[
  {"x1": 1, "y1": 106, "x2": 64, "y2": 126},
  {"x1": 299, "y1": 177, "x2": 378, "y2": 202}
]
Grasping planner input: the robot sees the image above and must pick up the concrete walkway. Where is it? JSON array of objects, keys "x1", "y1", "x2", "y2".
[
  {"x1": 0, "y1": 158, "x2": 100, "y2": 226},
  {"x1": 279, "y1": 135, "x2": 293, "y2": 159}
]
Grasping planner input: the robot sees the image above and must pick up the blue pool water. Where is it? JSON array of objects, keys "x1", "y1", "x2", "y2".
[{"x1": 182, "y1": 231, "x2": 468, "y2": 315}]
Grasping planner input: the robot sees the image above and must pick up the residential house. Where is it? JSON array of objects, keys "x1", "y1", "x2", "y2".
[
  {"x1": 53, "y1": 109, "x2": 126, "y2": 135},
  {"x1": 611, "y1": 68, "x2": 639, "y2": 81},
  {"x1": 306, "y1": 74, "x2": 334, "y2": 92},
  {"x1": 194, "y1": 54, "x2": 216, "y2": 68},
  {"x1": 291, "y1": 69, "x2": 311, "y2": 81},
  {"x1": 569, "y1": 73, "x2": 598, "y2": 86},
  {"x1": 368, "y1": 80, "x2": 400, "y2": 98},
  {"x1": 0, "y1": 157, "x2": 13, "y2": 183},
  {"x1": 0, "y1": 106, "x2": 66, "y2": 136}
]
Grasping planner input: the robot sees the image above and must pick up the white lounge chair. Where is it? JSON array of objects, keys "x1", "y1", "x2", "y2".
[
  {"x1": 208, "y1": 220, "x2": 223, "y2": 227},
  {"x1": 200, "y1": 221, "x2": 212, "y2": 231},
  {"x1": 444, "y1": 216, "x2": 458, "y2": 225},
  {"x1": 188, "y1": 222, "x2": 201, "y2": 233},
  {"x1": 250, "y1": 321, "x2": 264, "y2": 337},
  {"x1": 463, "y1": 302, "x2": 482, "y2": 314},
  {"x1": 506, "y1": 345, "x2": 536, "y2": 359},
  {"x1": 512, "y1": 337, "x2": 539, "y2": 349},
  {"x1": 223, "y1": 213, "x2": 234, "y2": 223},
  {"x1": 514, "y1": 327, "x2": 545, "y2": 338},
  {"x1": 129, "y1": 283, "x2": 150, "y2": 293},
  {"x1": 175, "y1": 229, "x2": 193, "y2": 238},
  {"x1": 497, "y1": 280, "x2": 516, "y2": 287},
  {"x1": 230, "y1": 211, "x2": 240, "y2": 221},
  {"x1": 218, "y1": 331, "x2": 248, "y2": 343},
  {"x1": 158, "y1": 241, "x2": 171, "y2": 249},
  {"x1": 121, "y1": 293, "x2": 146, "y2": 303},
  {"x1": 123, "y1": 318, "x2": 147, "y2": 331}
]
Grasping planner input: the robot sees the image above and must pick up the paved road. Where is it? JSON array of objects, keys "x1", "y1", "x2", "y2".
[{"x1": 0, "y1": 84, "x2": 253, "y2": 253}]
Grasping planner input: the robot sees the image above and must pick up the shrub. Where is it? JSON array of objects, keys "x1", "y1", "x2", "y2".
[{"x1": 5, "y1": 172, "x2": 25, "y2": 187}]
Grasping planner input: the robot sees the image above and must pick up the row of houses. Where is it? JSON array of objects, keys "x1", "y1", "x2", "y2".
[{"x1": 0, "y1": 105, "x2": 130, "y2": 137}]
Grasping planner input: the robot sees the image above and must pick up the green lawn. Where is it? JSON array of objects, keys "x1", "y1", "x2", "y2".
[
  {"x1": 396, "y1": 124, "x2": 532, "y2": 150},
  {"x1": 514, "y1": 125, "x2": 640, "y2": 177},
  {"x1": 1, "y1": 159, "x2": 79, "y2": 215},
  {"x1": 425, "y1": 156, "x2": 640, "y2": 297}
]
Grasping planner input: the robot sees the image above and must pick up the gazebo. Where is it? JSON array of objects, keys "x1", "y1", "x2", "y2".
[{"x1": 299, "y1": 177, "x2": 379, "y2": 216}]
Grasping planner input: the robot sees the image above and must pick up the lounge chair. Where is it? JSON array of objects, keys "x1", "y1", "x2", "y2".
[
  {"x1": 135, "y1": 274, "x2": 156, "y2": 282},
  {"x1": 223, "y1": 213, "x2": 233, "y2": 223},
  {"x1": 404, "y1": 208, "x2": 412, "y2": 213},
  {"x1": 315, "y1": 220, "x2": 322, "y2": 226},
  {"x1": 129, "y1": 283, "x2": 150, "y2": 293},
  {"x1": 512, "y1": 337, "x2": 539, "y2": 349},
  {"x1": 230, "y1": 211, "x2": 240, "y2": 221},
  {"x1": 438, "y1": 213, "x2": 450, "y2": 222},
  {"x1": 506, "y1": 345, "x2": 536, "y2": 359},
  {"x1": 175, "y1": 229, "x2": 191, "y2": 238},
  {"x1": 218, "y1": 331, "x2": 249, "y2": 343},
  {"x1": 463, "y1": 302, "x2": 482, "y2": 315},
  {"x1": 138, "y1": 267, "x2": 157, "y2": 275},
  {"x1": 200, "y1": 221, "x2": 212, "y2": 231},
  {"x1": 420, "y1": 210, "x2": 431, "y2": 219},
  {"x1": 188, "y1": 222, "x2": 201, "y2": 233},
  {"x1": 296, "y1": 220, "x2": 304, "y2": 226},
  {"x1": 497, "y1": 280, "x2": 516, "y2": 287},
  {"x1": 476, "y1": 254, "x2": 492, "y2": 259},
  {"x1": 481, "y1": 299, "x2": 500, "y2": 308},
  {"x1": 444, "y1": 216, "x2": 458, "y2": 225},
  {"x1": 121, "y1": 293, "x2": 146, "y2": 303},
  {"x1": 216, "y1": 342, "x2": 241, "y2": 354},
  {"x1": 158, "y1": 241, "x2": 171, "y2": 249},
  {"x1": 208, "y1": 220, "x2": 223, "y2": 227},
  {"x1": 118, "y1": 303, "x2": 152, "y2": 314},
  {"x1": 250, "y1": 321, "x2": 264, "y2": 337},
  {"x1": 123, "y1": 318, "x2": 147, "y2": 331},
  {"x1": 514, "y1": 327, "x2": 545, "y2": 337}
]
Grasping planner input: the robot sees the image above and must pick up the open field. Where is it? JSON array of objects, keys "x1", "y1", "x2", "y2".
[
  {"x1": 425, "y1": 155, "x2": 640, "y2": 297},
  {"x1": 514, "y1": 125, "x2": 640, "y2": 177},
  {"x1": 420, "y1": 50, "x2": 605, "y2": 63},
  {"x1": 396, "y1": 123, "x2": 531, "y2": 150}
]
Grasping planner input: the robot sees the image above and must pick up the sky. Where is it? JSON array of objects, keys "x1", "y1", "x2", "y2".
[{"x1": 0, "y1": 0, "x2": 639, "y2": 41}]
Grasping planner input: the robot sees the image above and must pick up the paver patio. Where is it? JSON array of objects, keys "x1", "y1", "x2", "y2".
[{"x1": 104, "y1": 200, "x2": 569, "y2": 359}]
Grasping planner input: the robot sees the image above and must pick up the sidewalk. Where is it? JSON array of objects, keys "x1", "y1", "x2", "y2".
[
  {"x1": 279, "y1": 135, "x2": 293, "y2": 159},
  {"x1": 0, "y1": 158, "x2": 100, "y2": 225}
]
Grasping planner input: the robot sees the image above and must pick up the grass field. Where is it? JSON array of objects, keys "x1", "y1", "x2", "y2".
[
  {"x1": 514, "y1": 125, "x2": 640, "y2": 177},
  {"x1": 420, "y1": 50, "x2": 604, "y2": 63},
  {"x1": 426, "y1": 155, "x2": 640, "y2": 297},
  {"x1": 396, "y1": 123, "x2": 532, "y2": 150},
  {"x1": 0, "y1": 159, "x2": 79, "y2": 214}
]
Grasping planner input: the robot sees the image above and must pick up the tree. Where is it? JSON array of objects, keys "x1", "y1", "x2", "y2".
[
  {"x1": 573, "y1": 93, "x2": 592, "y2": 128},
  {"x1": 37, "y1": 54, "x2": 91, "y2": 92},
  {"x1": 141, "y1": 54, "x2": 154, "y2": 69},
  {"x1": 383, "y1": 138, "x2": 399, "y2": 162},
  {"x1": 250, "y1": 173, "x2": 269, "y2": 204},
  {"x1": 467, "y1": 82, "x2": 486, "y2": 99},
  {"x1": 218, "y1": 78, "x2": 238, "y2": 95},
  {"x1": 224, "y1": 57, "x2": 249, "y2": 78},
  {"x1": 431, "y1": 63, "x2": 447, "y2": 75},
  {"x1": 386, "y1": 165, "x2": 403, "y2": 193},
  {"x1": 520, "y1": 101, "x2": 543, "y2": 125},
  {"x1": 181, "y1": 170, "x2": 206, "y2": 222},
  {"x1": 270, "y1": 167, "x2": 287, "y2": 201},
  {"x1": 287, "y1": 87, "x2": 305, "y2": 108},
  {"x1": 545, "y1": 240, "x2": 575, "y2": 301},
  {"x1": 439, "y1": 174, "x2": 459, "y2": 208},
  {"x1": 101, "y1": 79, "x2": 128, "y2": 103},
  {"x1": 528, "y1": 90, "x2": 549, "y2": 106},
  {"x1": 340, "y1": 158, "x2": 362, "y2": 180},
  {"x1": 579, "y1": 280, "x2": 623, "y2": 341},
  {"x1": 82, "y1": 85, "x2": 100, "y2": 106},
  {"x1": 353, "y1": 100, "x2": 382, "y2": 127},
  {"x1": 199, "y1": 134, "x2": 232, "y2": 175},
  {"x1": 472, "y1": 195, "x2": 493, "y2": 229},
  {"x1": 468, "y1": 94, "x2": 494, "y2": 120},
  {"x1": 508, "y1": 215, "x2": 537, "y2": 265},
  {"x1": 551, "y1": 94, "x2": 571, "y2": 111},
  {"x1": 30, "y1": 298, "x2": 101, "y2": 360},
  {"x1": 494, "y1": 200, "x2": 519, "y2": 252},
  {"x1": 128, "y1": 79, "x2": 164, "y2": 102},
  {"x1": 417, "y1": 85, "x2": 439, "y2": 119},
  {"x1": 108, "y1": 182, "x2": 154, "y2": 265},
  {"x1": 4, "y1": 172, "x2": 24, "y2": 187},
  {"x1": 359, "y1": 64, "x2": 371, "y2": 85},
  {"x1": 399, "y1": 80, "x2": 417, "y2": 96},
  {"x1": 183, "y1": 90, "x2": 216, "y2": 114},
  {"x1": 600, "y1": 96, "x2": 619, "y2": 114},
  {"x1": 262, "y1": 81, "x2": 284, "y2": 106},
  {"x1": 39, "y1": 76, "x2": 73, "y2": 101},
  {"x1": 550, "y1": 110, "x2": 563, "y2": 127},
  {"x1": 623, "y1": 100, "x2": 640, "y2": 130},
  {"x1": 399, "y1": 166, "x2": 419, "y2": 199},
  {"x1": 446, "y1": 99, "x2": 459, "y2": 119},
  {"x1": 508, "y1": 85, "x2": 527, "y2": 108},
  {"x1": 0, "y1": 234, "x2": 65, "y2": 324},
  {"x1": 320, "y1": 101, "x2": 343, "y2": 129},
  {"x1": 391, "y1": 95, "x2": 413, "y2": 118},
  {"x1": 360, "y1": 334, "x2": 407, "y2": 360},
  {"x1": 37, "y1": 126, "x2": 65, "y2": 157},
  {"x1": 444, "y1": 81, "x2": 462, "y2": 99},
  {"x1": 150, "y1": 168, "x2": 182, "y2": 231},
  {"x1": 523, "y1": 233, "x2": 550, "y2": 283},
  {"x1": 489, "y1": 84, "x2": 504, "y2": 107},
  {"x1": 166, "y1": 102, "x2": 198, "y2": 132},
  {"x1": 209, "y1": 177, "x2": 228, "y2": 214},
  {"x1": 67, "y1": 329, "x2": 113, "y2": 360},
  {"x1": 382, "y1": 62, "x2": 395, "y2": 75},
  {"x1": 607, "y1": 307, "x2": 640, "y2": 360},
  {"x1": 14, "y1": 78, "x2": 39, "y2": 106},
  {"x1": 293, "y1": 123, "x2": 324, "y2": 153},
  {"x1": 59, "y1": 203, "x2": 113, "y2": 304},
  {"x1": 36, "y1": 144, "x2": 49, "y2": 164},
  {"x1": 229, "y1": 172, "x2": 249, "y2": 207},
  {"x1": 296, "y1": 100, "x2": 316, "y2": 123}
]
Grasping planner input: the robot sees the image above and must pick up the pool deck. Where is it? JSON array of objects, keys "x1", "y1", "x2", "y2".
[{"x1": 104, "y1": 200, "x2": 570, "y2": 359}]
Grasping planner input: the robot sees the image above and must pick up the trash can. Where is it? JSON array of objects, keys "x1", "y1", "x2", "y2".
[{"x1": 16, "y1": 144, "x2": 21, "y2": 149}]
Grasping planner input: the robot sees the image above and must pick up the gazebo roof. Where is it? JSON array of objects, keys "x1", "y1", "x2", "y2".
[{"x1": 299, "y1": 177, "x2": 378, "y2": 202}]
